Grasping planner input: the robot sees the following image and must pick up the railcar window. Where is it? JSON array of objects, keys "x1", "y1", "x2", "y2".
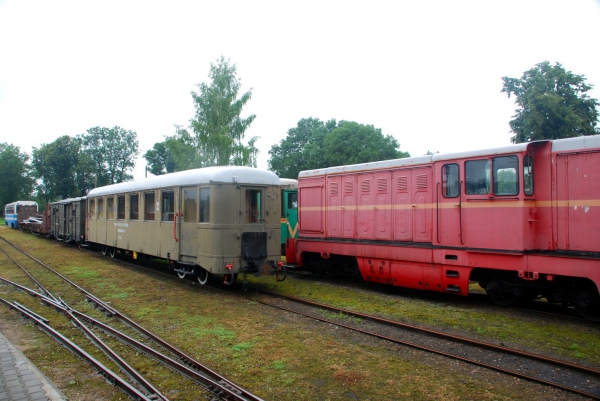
[
  {"x1": 107, "y1": 197, "x2": 115, "y2": 219},
  {"x1": 130, "y1": 194, "x2": 139, "y2": 220},
  {"x1": 199, "y1": 188, "x2": 210, "y2": 223},
  {"x1": 245, "y1": 189, "x2": 262, "y2": 223},
  {"x1": 442, "y1": 164, "x2": 459, "y2": 198},
  {"x1": 117, "y1": 196, "x2": 125, "y2": 220},
  {"x1": 184, "y1": 189, "x2": 198, "y2": 223},
  {"x1": 493, "y1": 156, "x2": 518, "y2": 196},
  {"x1": 144, "y1": 192, "x2": 155, "y2": 221},
  {"x1": 465, "y1": 160, "x2": 490, "y2": 195},
  {"x1": 523, "y1": 155, "x2": 534, "y2": 196},
  {"x1": 98, "y1": 198, "x2": 104, "y2": 219},
  {"x1": 162, "y1": 191, "x2": 175, "y2": 222},
  {"x1": 89, "y1": 199, "x2": 95, "y2": 219}
]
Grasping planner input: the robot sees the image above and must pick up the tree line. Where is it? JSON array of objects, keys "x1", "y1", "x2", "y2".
[{"x1": 1, "y1": 59, "x2": 598, "y2": 212}]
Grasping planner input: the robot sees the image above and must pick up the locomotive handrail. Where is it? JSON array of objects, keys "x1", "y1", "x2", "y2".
[
  {"x1": 436, "y1": 182, "x2": 440, "y2": 244},
  {"x1": 459, "y1": 181, "x2": 464, "y2": 245}
]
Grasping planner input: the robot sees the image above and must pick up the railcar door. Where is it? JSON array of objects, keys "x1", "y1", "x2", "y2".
[
  {"x1": 436, "y1": 163, "x2": 462, "y2": 247},
  {"x1": 179, "y1": 187, "x2": 200, "y2": 260}
]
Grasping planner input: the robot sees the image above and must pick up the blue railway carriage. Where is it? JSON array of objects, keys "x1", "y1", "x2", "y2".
[
  {"x1": 4, "y1": 201, "x2": 38, "y2": 228},
  {"x1": 86, "y1": 166, "x2": 282, "y2": 285}
]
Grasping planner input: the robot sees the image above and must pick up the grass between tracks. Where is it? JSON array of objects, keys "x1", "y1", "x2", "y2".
[
  {"x1": 246, "y1": 274, "x2": 600, "y2": 366},
  {"x1": 1, "y1": 226, "x2": 599, "y2": 401}
]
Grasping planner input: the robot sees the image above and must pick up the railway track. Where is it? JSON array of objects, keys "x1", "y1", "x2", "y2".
[
  {"x1": 0, "y1": 236, "x2": 264, "y2": 401},
  {"x1": 233, "y1": 286, "x2": 600, "y2": 400},
  {"x1": 4, "y1": 233, "x2": 599, "y2": 399},
  {"x1": 84, "y1": 242, "x2": 600, "y2": 399},
  {"x1": 286, "y1": 269, "x2": 589, "y2": 322}
]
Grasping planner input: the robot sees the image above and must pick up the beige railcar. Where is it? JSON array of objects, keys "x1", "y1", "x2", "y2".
[{"x1": 86, "y1": 166, "x2": 282, "y2": 285}]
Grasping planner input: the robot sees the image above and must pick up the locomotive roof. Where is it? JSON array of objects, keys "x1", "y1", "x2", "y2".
[
  {"x1": 551, "y1": 134, "x2": 600, "y2": 153},
  {"x1": 299, "y1": 134, "x2": 600, "y2": 177},
  {"x1": 280, "y1": 178, "x2": 298, "y2": 189},
  {"x1": 87, "y1": 166, "x2": 280, "y2": 197}
]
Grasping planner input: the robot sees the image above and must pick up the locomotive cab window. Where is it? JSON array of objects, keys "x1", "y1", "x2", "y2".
[
  {"x1": 161, "y1": 191, "x2": 175, "y2": 222},
  {"x1": 442, "y1": 164, "x2": 459, "y2": 198},
  {"x1": 245, "y1": 189, "x2": 262, "y2": 223},
  {"x1": 465, "y1": 160, "x2": 490, "y2": 195},
  {"x1": 282, "y1": 191, "x2": 298, "y2": 217},
  {"x1": 144, "y1": 192, "x2": 155, "y2": 221},
  {"x1": 130, "y1": 194, "x2": 139, "y2": 220},
  {"x1": 523, "y1": 155, "x2": 534, "y2": 196},
  {"x1": 89, "y1": 199, "x2": 95, "y2": 219},
  {"x1": 493, "y1": 155, "x2": 518, "y2": 196},
  {"x1": 117, "y1": 196, "x2": 126, "y2": 220}
]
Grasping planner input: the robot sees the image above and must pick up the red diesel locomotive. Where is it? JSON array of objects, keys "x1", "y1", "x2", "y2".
[{"x1": 285, "y1": 135, "x2": 600, "y2": 320}]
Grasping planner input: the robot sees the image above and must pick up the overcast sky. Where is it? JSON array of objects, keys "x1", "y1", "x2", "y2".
[{"x1": 1, "y1": 0, "x2": 599, "y2": 180}]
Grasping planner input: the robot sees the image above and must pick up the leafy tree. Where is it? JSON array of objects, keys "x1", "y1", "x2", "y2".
[
  {"x1": 268, "y1": 118, "x2": 337, "y2": 178},
  {"x1": 81, "y1": 126, "x2": 139, "y2": 185},
  {"x1": 268, "y1": 118, "x2": 410, "y2": 178},
  {"x1": 189, "y1": 56, "x2": 258, "y2": 167},
  {"x1": 143, "y1": 140, "x2": 176, "y2": 176},
  {"x1": 323, "y1": 121, "x2": 409, "y2": 167},
  {"x1": 0, "y1": 143, "x2": 33, "y2": 209},
  {"x1": 31, "y1": 136, "x2": 83, "y2": 203},
  {"x1": 502, "y1": 61, "x2": 599, "y2": 143}
]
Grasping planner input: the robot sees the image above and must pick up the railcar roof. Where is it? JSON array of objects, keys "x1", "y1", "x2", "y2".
[
  {"x1": 299, "y1": 134, "x2": 600, "y2": 177},
  {"x1": 87, "y1": 166, "x2": 280, "y2": 197},
  {"x1": 50, "y1": 197, "x2": 86, "y2": 205},
  {"x1": 4, "y1": 201, "x2": 38, "y2": 207}
]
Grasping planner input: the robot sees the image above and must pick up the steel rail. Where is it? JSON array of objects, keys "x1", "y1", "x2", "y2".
[
  {"x1": 0, "y1": 236, "x2": 265, "y2": 401},
  {"x1": 259, "y1": 289, "x2": 600, "y2": 377},
  {"x1": 59, "y1": 298, "x2": 168, "y2": 401},
  {"x1": 2, "y1": 278, "x2": 258, "y2": 401},
  {"x1": 0, "y1": 297, "x2": 154, "y2": 401},
  {"x1": 0, "y1": 274, "x2": 166, "y2": 400},
  {"x1": 0, "y1": 245, "x2": 59, "y2": 303},
  {"x1": 239, "y1": 290, "x2": 600, "y2": 400}
]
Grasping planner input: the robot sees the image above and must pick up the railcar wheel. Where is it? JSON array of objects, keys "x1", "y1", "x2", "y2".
[
  {"x1": 573, "y1": 291, "x2": 600, "y2": 321},
  {"x1": 484, "y1": 280, "x2": 519, "y2": 306},
  {"x1": 109, "y1": 247, "x2": 116, "y2": 258},
  {"x1": 177, "y1": 271, "x2": 186, "y2": 279},
  {"x1": 101, "y1": 246, "x2": 108, "y2": 256},
  {"x1": 197, "y1": 268, "x2": 209, "y2": 285}
]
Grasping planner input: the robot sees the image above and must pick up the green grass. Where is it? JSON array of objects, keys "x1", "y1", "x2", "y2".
[
  {"x1": 2, "y1": 227, "x2": 598, "y2": 401},
  {"x1": 246, "y1": 273, "x2": 600, "y2": 366}
]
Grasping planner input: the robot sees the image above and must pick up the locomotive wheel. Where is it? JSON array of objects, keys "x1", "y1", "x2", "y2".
[
  {"x1": 573, "y1": 291, "x2": 600, "y2": 322},
  {"x1": 485, "y1": 280, "x2": 518, "y2": 306},
  {"x1": 197, "y1": 268, "x2": 209, "y2": 285},
  {"x1": 109, "y1": 247, "x2": 116, "y2": 258}
]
